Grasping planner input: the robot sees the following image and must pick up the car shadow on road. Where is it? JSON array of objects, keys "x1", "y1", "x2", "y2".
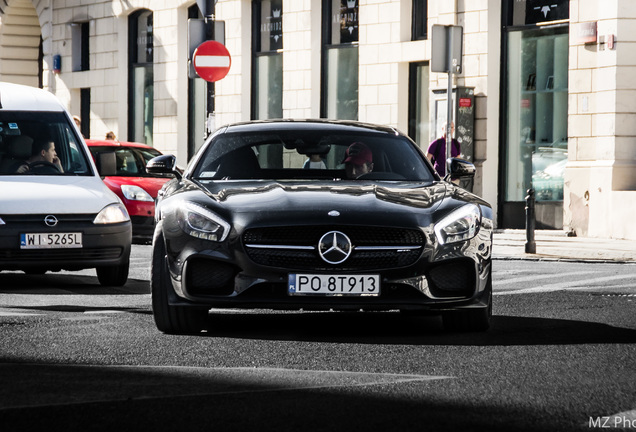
[
  {"x1": 0, "y1": 272, "x2": 149, "y2": 294},
  {"x1": 198, "y1": 311, "x2": 636, "y2": 346}
]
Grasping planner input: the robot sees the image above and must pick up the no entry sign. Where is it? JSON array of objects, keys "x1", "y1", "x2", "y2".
[{"x1": 193, "y1": 40, "x2": 231, "y2": 82}]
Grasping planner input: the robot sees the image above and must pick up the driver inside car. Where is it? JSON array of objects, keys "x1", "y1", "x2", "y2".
[
  {"x1": 343, "y1": 142, "x2": 373, "y2": 179},
  {"x1": 14, "y1": 139, "x2": 64, "y2": 174}
]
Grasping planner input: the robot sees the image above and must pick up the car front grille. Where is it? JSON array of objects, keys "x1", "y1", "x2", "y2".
[
  {"x1": 426, "y1": 259, "x2": 475, "y2": 297},
  {"x1": 186, "y1": 258, "x2": 237, "y2": 296},
  {"x1": 0, "y1": 214, "x2": 97, "y2": 227},
  {"x1": 243, "y1": 225, "x2": 424, "y2": 271},
  {"x1": 0, "y1": 247, "x2": 123, "y2": 261}
]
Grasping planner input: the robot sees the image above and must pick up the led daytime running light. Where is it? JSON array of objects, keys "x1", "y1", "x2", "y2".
[{"x1": 434, "y1": 204, "x2": 481, "y2": 245}]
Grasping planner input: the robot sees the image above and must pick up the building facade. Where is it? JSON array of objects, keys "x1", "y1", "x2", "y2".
[{"x1": 0, "y1": 0, "x2": 634, "y2": 240}]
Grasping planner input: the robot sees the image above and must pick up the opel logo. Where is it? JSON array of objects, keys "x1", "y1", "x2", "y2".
[
  {"x1": 318, "y1": 231, "x2": 352, "y2": 264},
  {"x1": 44, "y1": 215, "x2": 58, "y2": 227}
]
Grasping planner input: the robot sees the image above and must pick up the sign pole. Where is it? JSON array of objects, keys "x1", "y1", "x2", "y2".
[
  {"x1": 445, "y1": 28, "x2": 454, "y2": 171},
  {"x1": 431, "y1": 24, "x2": 462, "y2": 176},
  {"x1": 204, "y1": 0, "x2": 215, "y2": 138}
]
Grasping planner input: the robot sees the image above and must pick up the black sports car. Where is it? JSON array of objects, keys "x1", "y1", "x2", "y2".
[{"x1": 147, "y1": 120, "x2": 493, "y2": 334}]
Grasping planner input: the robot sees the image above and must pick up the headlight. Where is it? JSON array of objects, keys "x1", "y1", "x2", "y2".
[
  {"x1": 121, "y1": 185, "x2": 154, "y2": 202},
  {"x1": 176, "y1": 202, "x2": 230, "y2": 242},
  {"x1": 434, "y1": 204, "x2": 481, "y2": 245},
  {"x1": 94, "y1": 203, "x2": 130, "y2": 224}
]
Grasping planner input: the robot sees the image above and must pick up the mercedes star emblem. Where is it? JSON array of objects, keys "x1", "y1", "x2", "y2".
[{"x1": 318, "y1": 231, "x2": 352, "y2": 264}]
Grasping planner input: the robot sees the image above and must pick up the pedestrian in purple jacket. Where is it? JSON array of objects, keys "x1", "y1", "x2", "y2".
[{"x1": 426, "y1": 122, "x2": 460, "y2": 177}]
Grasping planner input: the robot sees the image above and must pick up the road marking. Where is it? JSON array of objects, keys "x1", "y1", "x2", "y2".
[
  {"x1": 495, "y1": 274, "x2": 635, "y2": 295},
  {"x1": 492, "y1": 270, "x2": 598, "y2": 287},
  {"x1": 84, "y1": 310, "x2": 125, "y2": 314},
  {"x1": 0, "y1": 309, "x2": 41, "y2": 316}
]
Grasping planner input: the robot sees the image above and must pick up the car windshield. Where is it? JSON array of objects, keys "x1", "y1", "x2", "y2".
[
  {"x1": 89, "y1": 146, "x2": 167, "y2": 178},
  {"x1": 193, "y1": 129, "x2": 436, "y2": 182},
  {"x1": 0, "y1": 111, "x2": 92, "y2": 176}
]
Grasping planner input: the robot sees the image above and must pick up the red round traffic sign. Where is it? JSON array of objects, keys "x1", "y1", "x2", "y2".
[{"x1": 193, "y1": 40, "x2": 231, "y2": 82}]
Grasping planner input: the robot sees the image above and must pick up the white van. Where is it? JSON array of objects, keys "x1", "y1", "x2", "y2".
[{"x1": 0, "y1": 82, "x2": 132, "y2": 286}]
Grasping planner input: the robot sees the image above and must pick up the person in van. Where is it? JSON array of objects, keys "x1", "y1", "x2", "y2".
[{"x1": 14, "y1": 139, "x2": 64, "y2": 174}]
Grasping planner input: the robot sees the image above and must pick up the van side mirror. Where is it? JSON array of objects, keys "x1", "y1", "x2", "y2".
[
  {"x1": 446, "y1": 158, "x2": 475, "y2": 181},
  {"x1": 95, "y1": 151, "x2": 117, "y2": 177},
  {"x1": 147, "y1": 154, "x2": 182, "y2": 179}
]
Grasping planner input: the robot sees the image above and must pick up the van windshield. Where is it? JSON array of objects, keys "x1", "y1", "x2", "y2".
[{"x1": 0, "y1": 111, "x2": 92, "y2": 176}]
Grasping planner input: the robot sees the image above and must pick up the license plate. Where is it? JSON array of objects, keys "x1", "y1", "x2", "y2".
[
  {"x1": 288, "y1": 274, "x2": 380, "y2": 296},
  {"x1": 20, "y1": 232, "x2": 83, "y2": 249}
]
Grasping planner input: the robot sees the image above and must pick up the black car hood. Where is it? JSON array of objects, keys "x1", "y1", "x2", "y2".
[{"x1": 184, "y1": 180, "x2": 466, "y2": 227}]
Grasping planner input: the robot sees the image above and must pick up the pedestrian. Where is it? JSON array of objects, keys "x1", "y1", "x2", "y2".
[
  {"x1": 303, "y1": 154, "x2": 327, "y2": 169},
  {"x1": 73, "y1": 115, "x2": 85, "y2": 138},
  {"x1": 427, "y1": 121, "x2": 460, "y2": 177},
  {"x1": 105, "y1": 131, "x2": 116, "y2": 140}
]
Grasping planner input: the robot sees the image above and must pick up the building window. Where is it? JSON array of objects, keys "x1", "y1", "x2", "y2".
[
  {"x1": 322, "y1": 0, "x2": 358, "y2": 120},
  {"x1": 408, "y1": 62, "x2": 429, "y2": 149},
  {"x1": 252, "y1": 0, "x2": 283, "y2": 120},
  {"x1": 188, "y1": 5, "x2": 206, "y2": 160},
  {"x1": 71, "y1": 22, "x2": 90, "y2": 71},
  {"x1": 412, "y1": 0, "x2": 427, "y2": 40},
  {"x1": 128, "y1": 9, "x2": 153, "y2": 146}
]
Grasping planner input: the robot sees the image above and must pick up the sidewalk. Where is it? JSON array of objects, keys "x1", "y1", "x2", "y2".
[{"x1": 492, "y1": 229, "x2": 636, "y2": 263}]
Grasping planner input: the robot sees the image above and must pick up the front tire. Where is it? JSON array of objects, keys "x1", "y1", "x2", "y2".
[
  {"x1": 96, "y1": 258, "x2": 129, "y2": 287},
  {"x1": 151, "y1": 229, "x2": 207, "y2": 334}
]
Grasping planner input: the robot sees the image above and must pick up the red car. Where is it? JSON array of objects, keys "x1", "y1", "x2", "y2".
[{"x1": 87, "y1": 140, "x2": 173, "y2": 243}]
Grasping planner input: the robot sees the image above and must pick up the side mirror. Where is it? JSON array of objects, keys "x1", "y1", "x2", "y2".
[
  {"x1": 446, "y1": 158, "x2": 475, "y2": 181},
  {"x1": 95, "y1": 151, "x2": 117, "y2": 177},
  {"x1": 147, "y1": 154, "x2": 182, "y2": 179}
]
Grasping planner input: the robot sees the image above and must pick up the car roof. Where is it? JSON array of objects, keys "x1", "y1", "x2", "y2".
[
  {"x1": 86, "y1": 139, "x2": 158, "y2": 150},
  {"x1": 221, "y1": 119, "x2": 404, "y2": 137},
  {"x1": 0, "y1": 82, "x2": 66, "y2": 112}
]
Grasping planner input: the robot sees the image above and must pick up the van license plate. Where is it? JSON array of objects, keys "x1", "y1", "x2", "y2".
[
  {"x1": 20, "y1": 233, "x2": 83, "y2": 249},
  {"x1": 288, "y1": 274, "x2": 380, "y2": 296}
]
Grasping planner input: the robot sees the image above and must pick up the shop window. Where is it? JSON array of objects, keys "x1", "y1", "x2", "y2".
[
  {"x1": 412, "y1": 0, "x2": 427, "y2": 40},
  {"x1": 321, "y1": 0, "x2": 358, "y2": 120},
  {"x1": 408, "y1": 62, "x2": 429, "y2": 149},
  {"x1": 504, "y1": 27, "x2": 568, "y2": 203},
  {"x1": 128, "y1": 9, "x2": 153, "y2": 146},
  {"x1": 252, "y1": 0, "x2": 283, "y2": 120}
]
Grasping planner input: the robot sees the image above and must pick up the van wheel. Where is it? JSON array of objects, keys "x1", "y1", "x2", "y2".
[
  {"x1": 151, "y1": 231, "x2": 207, "y2": 334},
  {"x1": 96, "y1": 259, "x2": 129, "y2": 286}
]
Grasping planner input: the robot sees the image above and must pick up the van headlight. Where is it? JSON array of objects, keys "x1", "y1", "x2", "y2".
[
  {"x1": 121, "y1": 185, "x2": 154, "y2": 202},
  {"x1": 94, "y1": 203, "x2": 130, "y2": 224},
  {"x1": 176, "y1": 202, "x2": 230, "y2": 242},
  {"x1": 434, "y1": 204, "x2": 481, "y2": 245}
]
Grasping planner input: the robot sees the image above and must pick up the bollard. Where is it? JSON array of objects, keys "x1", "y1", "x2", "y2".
[{"x1": 525, "y1": 188, "x2": 536, "y2": 254}]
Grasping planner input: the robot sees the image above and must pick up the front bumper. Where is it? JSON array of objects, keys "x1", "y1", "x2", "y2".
[
  {"x1": 162, "y1": 222, "x2": 493, "y2": 313},
  {"x1": 0, "y1": 218, "x2": 131, "y2": 271}
]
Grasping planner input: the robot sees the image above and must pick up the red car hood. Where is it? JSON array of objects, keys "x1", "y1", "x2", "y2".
[{"x1": 102, "y1": 176, "x2": 169, "y2": 198}]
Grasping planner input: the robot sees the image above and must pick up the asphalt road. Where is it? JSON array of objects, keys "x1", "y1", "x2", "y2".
[{"x1": 0, "y1": 247, "x2": 635, "y2": 431}]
